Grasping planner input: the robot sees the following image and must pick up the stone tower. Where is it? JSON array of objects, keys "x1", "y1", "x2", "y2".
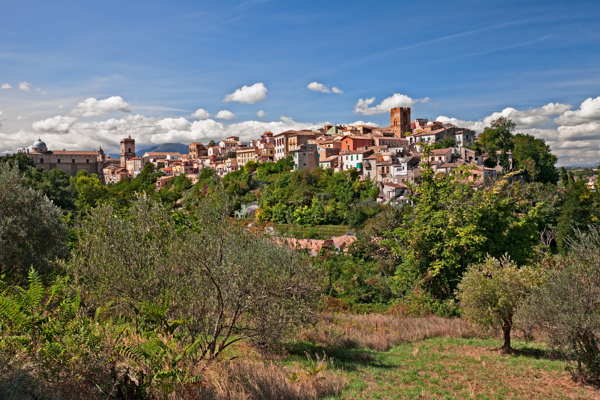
[
  {"x1": 390, "y1": 107, "x2": 411, "y2": 136},
  {"x1": 120, "y1": 136, "x2": 135, "y2": 167}
]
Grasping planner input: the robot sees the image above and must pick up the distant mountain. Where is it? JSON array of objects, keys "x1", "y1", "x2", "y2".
[
  {"x1": 108, "y1": 143, "x2": 188, "y2": 158},
  {"x1": 137, "y1": 143, "x2": 188, "y2": 156}
]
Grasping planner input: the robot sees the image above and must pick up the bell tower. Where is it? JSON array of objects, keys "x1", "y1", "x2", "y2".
[
  {"x1": 390, "y1": 107, "x2": 411, "y2": 137},
  {"x1": 120, "y1": 136, "x2": 135, "y2": 167}
]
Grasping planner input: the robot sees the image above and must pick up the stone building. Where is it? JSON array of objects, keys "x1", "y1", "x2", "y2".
[
  {"x1": 25, "y1": 138, "x2": 107, "y2": 176},
  {"x1": 120, "y1": 136, "x2": 135, "y2": 167},
  {"x1": 188, "y1": 142, "x2": 208, "y2": 158},
  {"x1": 291, "y1": 143, "x2": 318, "y2": 170},
  {"x1": 390, "y1": 107, "x2": 412, "y2": 136}
]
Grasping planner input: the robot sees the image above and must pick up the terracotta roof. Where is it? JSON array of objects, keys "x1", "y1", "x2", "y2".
[
  {"x1": 144, "y1": 152, "x2": 182, "y2": 157},
  {"x1": 430, "y1": 148, "x2": 453, "y2": 155},
  {"x1": 274, "y1": 130, "x2": 318, "y2": 137},
  {"x1": 320, "y1": 155, "x2": 339, "y2": 162},
  {"x1": 341, "y1": 149, "x2": 372, "y2": 155},
  {"x1": 342, "y1": 135, "x2": 374, "y2": 140},
  {"x1": 384, "y1": 182, "x2": 408, "y2": 189},
  {"x1": 50, "y1": 150, "x2": 98, "y2": 155}
]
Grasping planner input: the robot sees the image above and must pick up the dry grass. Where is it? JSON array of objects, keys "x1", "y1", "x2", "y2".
[
  {"x1": 299, "y1": 313, "x2": 481, "y2": 351},
  {"x1": 175, "y1": 358, "x2": 345, "y2": 400}
]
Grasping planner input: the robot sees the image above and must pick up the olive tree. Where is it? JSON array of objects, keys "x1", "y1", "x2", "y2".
[
  {"x1": 457, "y1": 256, "x2": 543, "y2": 353},
  {"x1": 0, "y1": 165, "x2": 67, "y2": 281},
  {"x1": 519, "y1": 227, "x2": 600, "y2": 383},
  {"x1": 68, "y1": 195, "x2": 320, "y2": 359}
]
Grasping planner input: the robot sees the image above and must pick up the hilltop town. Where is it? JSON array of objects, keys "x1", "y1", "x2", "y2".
[{"x1": 19, "y1": 106, "x2": 500, "y2": 202}]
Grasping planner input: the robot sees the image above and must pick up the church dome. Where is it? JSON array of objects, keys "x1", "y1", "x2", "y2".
[{"x1": 31, "y1": 138, "x2": 48, "y2": 153}]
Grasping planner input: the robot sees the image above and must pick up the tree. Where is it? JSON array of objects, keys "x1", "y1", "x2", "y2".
[
  {"x1": 520, "y1": 227, "x2": 600, "y2": 383},
  {"x1": 388, "y1": 167, "x2": 552, "y2": 301},
  {"x1": 70, "y1": 170, "x2": 109, "y2": 212},
  {"x1": 0, "y1": 153, "x2": 75, "y2": 210},
  {"x1": 457, "y1": 256, "x2": 543, "y2": 353},
  {"x1": 0, "y1": 165, "x2": 68, "y2": 281},
  {"x1": 68, "y1": 195, "x2": 319, "y2": 356},
  {"x1": 556, "y1": 180, "x2": 599, "y2": 251},
  {"x1": 477, "y1": 117, "x2": 515, "y2": 171},
  {"x1": 559, "y1": 167, "x2": 569, "y2": 187},
  {"x1": 512, "y1": 134, "x2": 558, "y2": 184}
]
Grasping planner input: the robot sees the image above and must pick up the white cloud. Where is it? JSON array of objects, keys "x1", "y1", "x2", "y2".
[
  {"x1": 156, "y1": 117, "x2": 191, "y2": 131},
  {"x1": 483, "y1": 102, "x2": 570, "y2": 129},
  {"x1": 556, "y1": 96, "x2": 600, "y2": 126},
  {"x1": 307, "y1": 81, "x2": 343, "y2": 94},
  {"x1": 436, "y1": 116, "x2": 487, "y2": 132},
  {"x1": 556, "y1": 121, "x2": 600, "y2": 141},
  {"x1": 1, "y1": 83, "x2": 11, "y2": 89},
  {"x1": 32, "y1": 115, "x2": 77, "y2": 134},
  {"x1": 349, "y1": 120, "x2": 379, "y2": 127},
  {"x1": 354, "y1": 93, "x2": 430, "y2": 115},
  {"x1": 191, "y1": 108, "x2": 210, "y2": 119},
  {"x1": 216, "y1": 110, "x2": 236, "y2": 120},
  {"x1": 72, "y1": 96, "x2": 131, "y2": 117},
  {"x1": 256, "y1": 109, "x2": 266, "y2": 118},
  {"x1": 436, "y1": 102, "x2": 571, "y2": 133},
  {"x1": 224, "y1": 82, "x2": 268, "y2": 104},
  {"x1": 18, "y1": 82, "x2": 31, "y2": 92}
]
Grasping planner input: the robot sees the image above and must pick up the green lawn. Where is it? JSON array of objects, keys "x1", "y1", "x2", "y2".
[{"x1": 286, "y1": 337, "x2": 599, "y2": 400}]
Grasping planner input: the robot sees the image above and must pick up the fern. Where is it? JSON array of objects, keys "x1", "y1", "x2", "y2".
[
  {"x1": 0, "y1": 296, "x2": 27, "y2": 329},
  {"x1": 25, "y1": 267, "x2": 44, "y2": 309}
]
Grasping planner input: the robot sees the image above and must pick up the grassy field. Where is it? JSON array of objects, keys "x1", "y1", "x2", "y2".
[{"x1": 282, "y1": 315, "x2": 600, "y2": 400}]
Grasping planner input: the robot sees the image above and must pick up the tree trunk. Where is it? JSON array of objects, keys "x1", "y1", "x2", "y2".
[{"x1": 501, "y1": 320, "x2": 512, "y2": 353}]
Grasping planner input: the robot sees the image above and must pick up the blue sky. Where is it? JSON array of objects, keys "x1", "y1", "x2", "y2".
[{"x1": 1, "y1": 0, "x2": 600, "y2": 165}]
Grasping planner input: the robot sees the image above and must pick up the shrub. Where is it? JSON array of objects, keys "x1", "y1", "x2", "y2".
[
  {"x1": 68, "y1": 195, "x2": 320, "y2": 357},
  {"x1": 0, "y1": 165, "x2": 67, "y2": 282},
  {"x1": 457, "y1": 256, "x2": 543, "y2": 353},
  {"x1": 520, "y1": 227, "x2": 600, "y2": 383}
]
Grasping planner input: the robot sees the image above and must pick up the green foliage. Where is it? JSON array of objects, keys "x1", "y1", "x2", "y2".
[
  {"x1": 70, "y1": 170, "x2": 109, "y2": 212},
  {"x1": 0, "y1": 268, "x2": 108, "y2": 395},
  {"x1": 476, "y1": 117, "x2": 515, "y2": 171},
  {"x1": 68, "y1": 195, "x2": 320, "y2": 356},
  {"x1": 512, "y1": 134, "x2": 558, "y2": 184},
  {"x1": 0, "y1": 153, "x2": 75, "y2": 210},
  {"x1": 259, "y1": 168, "x2": 380, "y2": 226},
  {"x1": 431, "y1": 137, "x2": 456, "y2": 149},
  {"x1": 387, "y1": 167, "x2": 553, "y2": 300},
  {"x1": 457, "y1": 256, "x2": 543, "y2": 351},
  {"x1": 556, "y1": 179, "x2": 600, "y2": 251},
  {"x1": 157, "y1": 174, "x2": 192, "y2": 206},
  {"x1": 474, "y1": 118, "x2": 558, "y2": 184},
  {"x1": 520, "y1": 227, "x2": 600, "y2": 383},
  {"x1": 0, "y1": 165, "x2": 68, "y2": 282}
]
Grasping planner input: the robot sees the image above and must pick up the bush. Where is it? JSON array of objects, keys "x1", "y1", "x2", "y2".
[
  {"x1": 0, "y1": 165, "x2": 68, "y2": 282},
  {"x1": 520, "y1": 227, "x2": 600, "y2": 383},
  {"x1": 68, "y1": 195, "x2": 320, "y2": 356}
]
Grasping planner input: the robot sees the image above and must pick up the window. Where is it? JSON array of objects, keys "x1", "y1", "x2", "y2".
[
  {"x1": 72, "y1": 159, "x2": 75, "y2": 164},
  {"x1": 40, "y1": 158, "x2": 44, "y2": 164},
  {"x1": 57, "y1": 159, "x2": 61, "y2": 164},
  {"x1": 86, "y1": 159, "x2": 89, "y2": 163}
]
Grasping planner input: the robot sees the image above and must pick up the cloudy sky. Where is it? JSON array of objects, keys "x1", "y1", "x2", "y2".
[{"x1": 1, "y1": 0, "x2": 600, "y2": 166}]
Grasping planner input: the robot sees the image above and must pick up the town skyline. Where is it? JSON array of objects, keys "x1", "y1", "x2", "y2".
[{"x1": 2, "y1": 0, "x2": 600, "y2": 166}]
